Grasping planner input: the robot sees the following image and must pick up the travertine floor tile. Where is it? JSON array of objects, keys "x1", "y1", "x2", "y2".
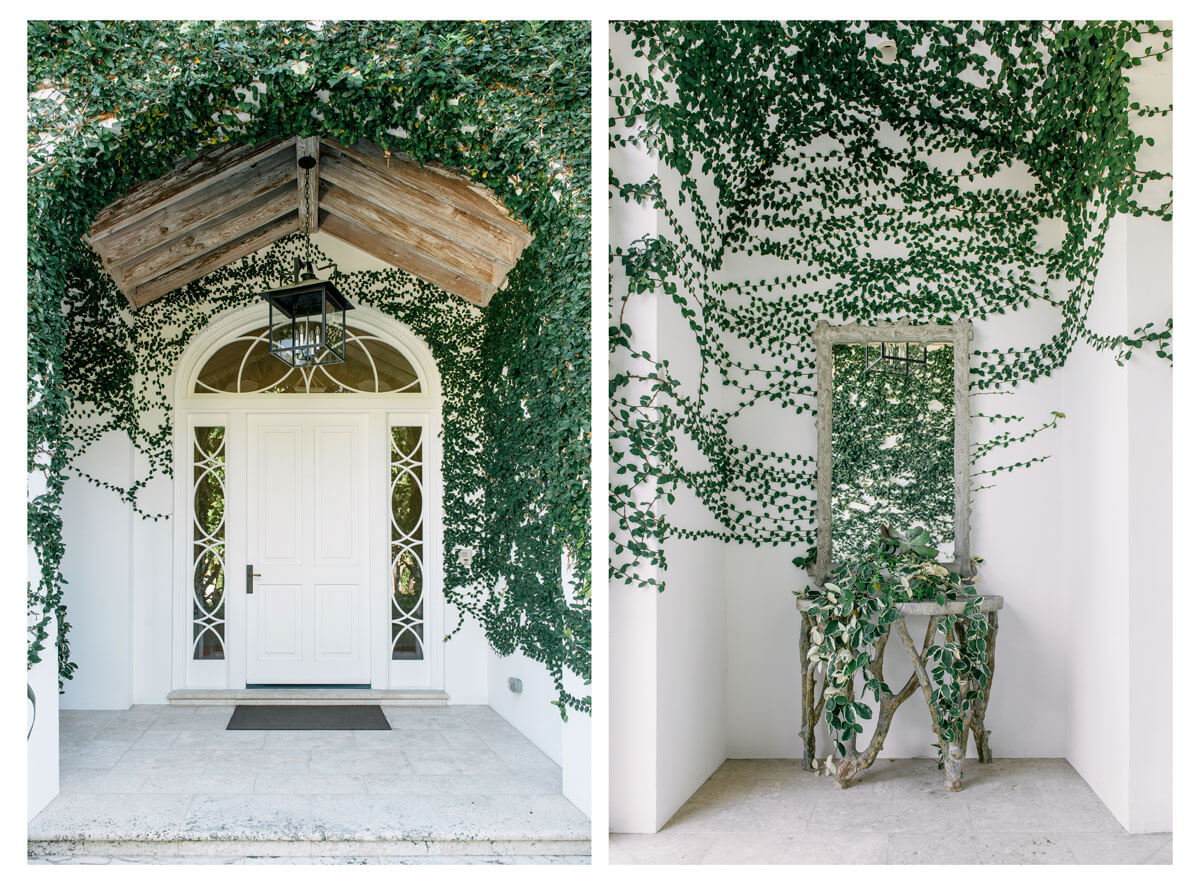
[
  {"x1": 611, "y1": 757, "x2": 1169, "y2": 865},
  {"x1": 34, "y1": 704, "x2": 587, "y2": 862}
]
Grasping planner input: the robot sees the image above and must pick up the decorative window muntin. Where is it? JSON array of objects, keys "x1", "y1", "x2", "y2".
[
  {"x1": 192, "y1": 425, "x2": 227, "y2": 660},
  {"x1": 194, "y1": 324, "x2": 421, "y2": 394},
  {"x1": 389, "y1": 426, "x2": 425, "y2": 661}
]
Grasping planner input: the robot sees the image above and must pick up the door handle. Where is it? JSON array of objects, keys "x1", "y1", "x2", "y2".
[{"x1": 246, "y1": 564, "x2": 262, "y2": 595}]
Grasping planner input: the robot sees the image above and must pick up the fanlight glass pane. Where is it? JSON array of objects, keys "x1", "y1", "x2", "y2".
[
  {"x1": 192, "y1": 426, "x2": 226, "y2": 660},
  {"x1": 390, "y1": 426, "x2": 425, "y2": 661},
  {"x1": 195, "y1": 325, "x2": 421, "y2": 394}
]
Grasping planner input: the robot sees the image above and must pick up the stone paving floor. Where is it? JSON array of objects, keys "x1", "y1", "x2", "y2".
[
  {"x1": 610, "y1": 758, "x2": 1171, "y2": 865},
  {"x1": 30, "y1": 704, "x2": 590, "y2": 863}
]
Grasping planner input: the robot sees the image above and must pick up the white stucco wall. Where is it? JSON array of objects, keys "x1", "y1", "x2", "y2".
[
  {"x1": 1062, "y1": 217, "x2": 1133, "y2": 826},
  {"x1": 59, "y1": 427, "x2": 135, "y2": 710},
  {"x1": 131, "y1": 467, "x2": 174, "y2": 704},
  {"x1": 655, "y1": 535, "x2": 726, "y2": 828}
]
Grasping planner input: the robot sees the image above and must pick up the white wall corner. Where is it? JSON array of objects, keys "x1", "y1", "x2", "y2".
[
  {"x1": 608, "y1": 584, "x2": 659, "y2": 833},
  {"x1": 1063, "y1": 38, "x2": 1172, "y2": 833},
  {"x1": 482, "y1": 554, "x2": 592, "y2": 817},
  {"x1": 27, "y1": 614, "x2": 60, "y2": 821},
  {"x1": 1124, "y1": 217, "x2": 1173, "y2": 836},
  {"x1": 561, "y1": 668, "x2": 592, "y2": 817},
  {"x1": 608, "y1": 25, "x2": 667, "y2": 835},
  {"x1": 1061, "y1": 211, "x2": 1133, "y2": 827},
  {"x1": 485, "y1": 645, "x2": 563, "y2": 765}
]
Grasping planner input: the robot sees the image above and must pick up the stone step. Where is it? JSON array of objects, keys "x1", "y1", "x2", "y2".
[
  {"x1": 166, "y1": 688, "x2": 449, "y2": 706},
  {"x1": 28, "y1": 838, "x2": 591, "y2": 863}
]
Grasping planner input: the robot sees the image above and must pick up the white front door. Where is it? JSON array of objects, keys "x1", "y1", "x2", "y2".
[{"x1": 245, "y1": 412, "x2": 371, "y2": 684}]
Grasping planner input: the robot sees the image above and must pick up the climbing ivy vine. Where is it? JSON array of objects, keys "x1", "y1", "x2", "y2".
[
  {"x1": 28, "y1": 20, "x2": 590, "y2": 713},
  {"x1": 610, "y1": 20, "x2": 1171, "y2": 592}
]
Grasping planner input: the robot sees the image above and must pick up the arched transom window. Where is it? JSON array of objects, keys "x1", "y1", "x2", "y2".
[{"x1": 194, "y1": 324, "x2": 422, "y2": 394}]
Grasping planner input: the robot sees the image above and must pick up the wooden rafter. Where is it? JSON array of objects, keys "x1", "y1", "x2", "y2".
[{"x1": 85, "y1": 136, "x2": 533, "y2": 309}]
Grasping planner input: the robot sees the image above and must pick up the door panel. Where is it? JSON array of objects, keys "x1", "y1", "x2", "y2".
[
  {"x1": 315, "y1": 585, "x2": 358, "y2": 658},
  {"x1": 314, "y1": 427, "x2": 358, "y2": 565},
  {"x1": 246, "y1": 412, "x2": 370, "y2": 684},
  {"x1": 258, "y1": 584, "x2": 303, "y2": 658},
  {"x1": 258, "y1": 426, "x2": 302, "y2": 564}
]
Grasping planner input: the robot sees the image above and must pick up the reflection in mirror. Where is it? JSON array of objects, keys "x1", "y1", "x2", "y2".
[{"x1": 831, "y1": 341, "x2": 955, "y2": 562}]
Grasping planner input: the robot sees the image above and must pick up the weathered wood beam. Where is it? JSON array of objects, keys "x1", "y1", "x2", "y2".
[
  {"x1": 89, "y1": 136, "x2": 531, "y2": 311},
  {"x1": 320, "y1": 211, "x2": 496, "y2": 307},
  {"x1": 321, "y1": 184, "x2": 510, "y2": 288},
  {"x1": 129, "y1": 212, "x2": 301, "y2": 308},
  {"x1": 331, "y1": 139, "x2": 532, "y2": 246},
  {"x1": 90, "y1": 137, "x2": 296, "y2": 238},
  {"x1": 297, "y1": 136, "x2": 319, "y2": 233},
  {"x1": 86, "y1": 149, "x2": 296, "y2": 270},
  {"x1": 321, "y1": 142, "x2": 532, "y2": 262},
  {"x1": 118, "y1": 183, "x2": 297, "y2": 289}
]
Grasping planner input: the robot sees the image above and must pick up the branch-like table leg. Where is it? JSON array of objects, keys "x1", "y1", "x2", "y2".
[
  {"x1": 799, "y1": 610, "x2": 816, "y2": 768},
  {"x1": 833, "y1": 618, "x2": 933, "y2": 789},
  {"x1": 970, "y1": 611, "x2": 999, "y2": 763},
  {"x1": 897, "y1": 616, "x2": 967, "y2": 791}
]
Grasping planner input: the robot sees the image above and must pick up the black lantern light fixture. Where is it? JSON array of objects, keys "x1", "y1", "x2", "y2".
[
  {"x1": 260, "y1": 154, "x2": 354, "y2": 367},
  {"x1": 865, "y1": 340, "x2": 927, "y2": 377}
]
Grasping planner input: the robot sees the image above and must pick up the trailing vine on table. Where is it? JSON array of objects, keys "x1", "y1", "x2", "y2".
[
  {"x1": 610, "y1": 20, "x2": 1171, "y2": 592},
  {"x1": 797, "y1": 525, "x2": 989, "y2": 776},
  {"x1": 28, "y1": 20, "x2": 590, "y2": 713}
]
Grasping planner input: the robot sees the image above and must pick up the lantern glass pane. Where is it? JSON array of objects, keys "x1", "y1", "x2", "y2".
[{"x1": 325, "y1": 294, "x2": 345, "y2": 359}]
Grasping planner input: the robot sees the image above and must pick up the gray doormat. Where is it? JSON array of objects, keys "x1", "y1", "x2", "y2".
[{"x1": 226, "y1": 704, "x2": 391, "y2": 730}]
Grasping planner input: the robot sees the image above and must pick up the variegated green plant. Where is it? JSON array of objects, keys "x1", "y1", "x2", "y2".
[{"x1": 798, "y1": 525, "x2": 989, "y2": 763}]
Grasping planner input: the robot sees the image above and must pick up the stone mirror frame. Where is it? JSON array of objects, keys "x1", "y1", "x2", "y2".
[{"x1": 810, "y1": 317, "x2": 974, "y2": 584}]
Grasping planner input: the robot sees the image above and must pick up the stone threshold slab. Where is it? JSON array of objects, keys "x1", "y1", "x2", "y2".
[
  {"x1": 29, "y1": 838, "x2": 591, "y2": 860},
  {"x1": 31, "y1": 854, "x2": 592, "y2": 865},
  {"x1": 167, "y1": 689, "x2": 449, "y2": 706}
]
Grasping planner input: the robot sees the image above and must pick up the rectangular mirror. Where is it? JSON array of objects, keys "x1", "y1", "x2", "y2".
[{"x1": 812, "y1": 318, "x2": 973, "y2": 582}]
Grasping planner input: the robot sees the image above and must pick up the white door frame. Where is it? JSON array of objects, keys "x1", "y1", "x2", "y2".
[{"x1": 170, "y1": 302, "x2": 445, "y2": 691}]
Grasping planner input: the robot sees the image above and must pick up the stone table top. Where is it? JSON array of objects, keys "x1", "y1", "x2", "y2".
[{"x1": 795, "y1": 593, "x2": 1005, "y2": 615}]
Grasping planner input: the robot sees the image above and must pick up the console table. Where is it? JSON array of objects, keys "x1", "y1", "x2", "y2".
[{"x1": 796, "y1": 594, "x2": 1004, "y2": 791}]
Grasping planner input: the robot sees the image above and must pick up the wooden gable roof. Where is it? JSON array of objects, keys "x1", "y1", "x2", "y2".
[{"x1": 85, "y1": 136, "x2": 534, "y2": 309}]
